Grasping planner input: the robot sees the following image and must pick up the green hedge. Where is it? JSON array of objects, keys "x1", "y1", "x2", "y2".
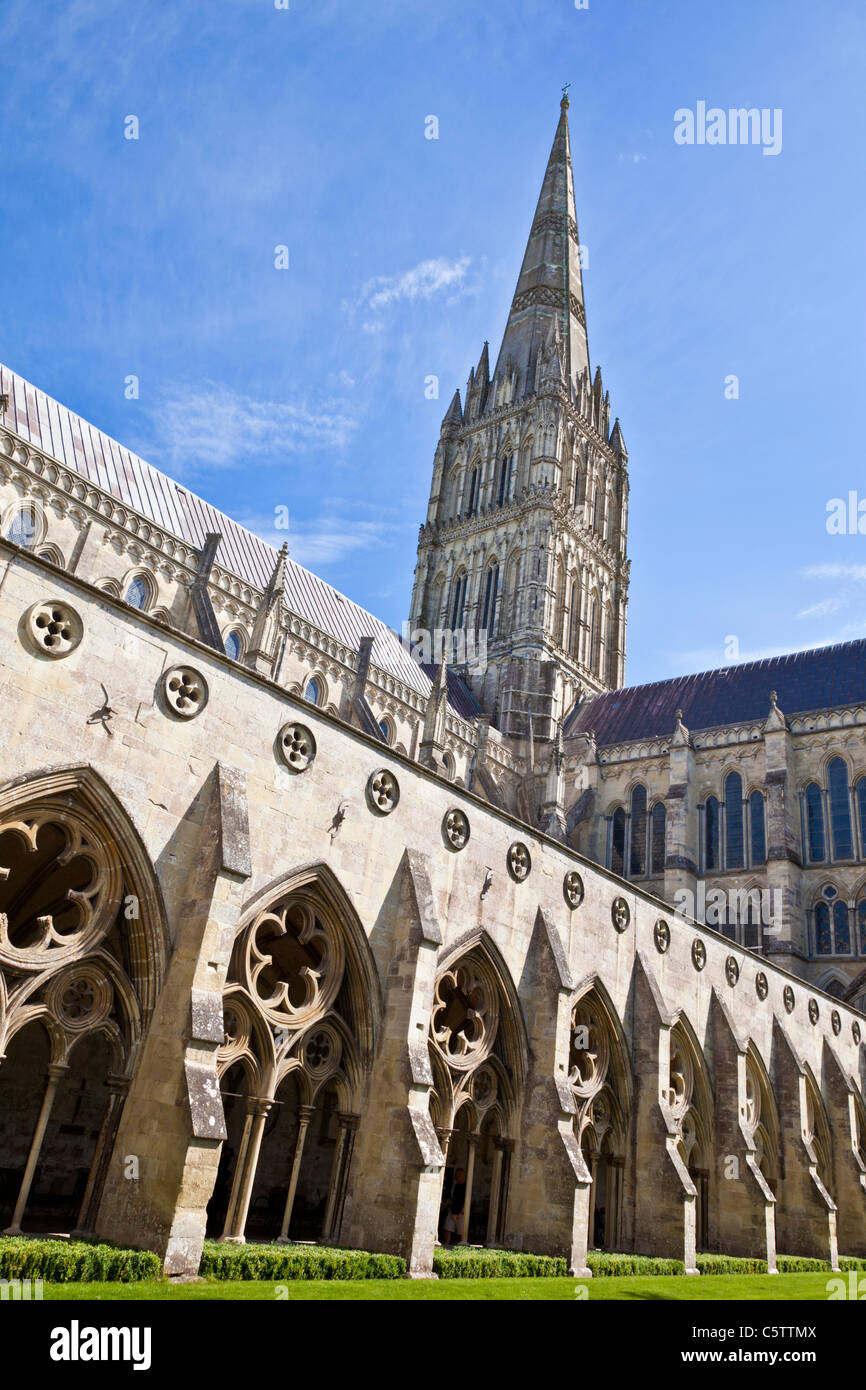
[
  {"x1": 839, "y1": 1256, "x2": 866, "y2": 1271},
  {"x1": 198, "y1": 1240, "x2": 405, "y2": 1281},
  {"x1": 588, "y1": 1252, "x2": 686, "y2": 1277},
  {"x1": 433, "y1": 1247, "x2": 566, "y2": 1279},
  {"x1": 0, "y1": 1237, "x2": 160, "y2": 1284},
  {"x1": 696, "y1": 1254, "x2": 768, "y2": 1275}
]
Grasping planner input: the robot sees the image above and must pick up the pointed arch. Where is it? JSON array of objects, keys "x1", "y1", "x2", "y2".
[{"x1": 0, "y1": 764, "x2": 169, "y2": 1018}]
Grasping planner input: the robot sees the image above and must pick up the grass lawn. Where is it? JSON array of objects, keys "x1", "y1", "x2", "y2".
[{"x1": 42, "y1": 1272, "x2": 839, "y2": 1301}]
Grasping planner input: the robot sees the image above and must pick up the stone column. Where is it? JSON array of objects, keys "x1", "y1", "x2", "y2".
[
  {"x1": 323, "y1": 1112, "x2": 359, "y2": 1244},
  {"x1": 4, "y1": 1062, "x2": 69, "y2": 1234},
  {"x1": 486, "y1": 1141, "x2": 505, "y2": 1246},
  {"x1": 277, "y1": 1104, "x2": 315, "y2": 1243},
  {"x1": 220, "y1": 1098, "x2": 272, "y2": 1243},
  {"x1": 72, "y1": 1075, "x2": 130, "y2": 1238},
  {"x1": 460, "y1": 1135, "x2": 478, "y2": 1243}
]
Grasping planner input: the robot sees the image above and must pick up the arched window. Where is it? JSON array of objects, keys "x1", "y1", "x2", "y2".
[
  {"x1": 378, "y1": 718, "x2": 393, "y2": 745},
  {"x1": 804, "y1": 783, "x2": 825, "y2": 863},
  {"x1": 591, "y1": 482, "x2": 601, "y2": 531},
  {"x1": 814, "y1": 901, "x2": 832, "y2": 954},
  {"x1": 497, "y1": 455, "x2": 513, "y2": 507},
  {"x1": 833, "y1": 900, "x2": 851, "y2": 953},
  {"x1": 857, "y1": 779, "x2": 866, "y2": 854},
  {"x1": 629, "y1": 785, "x2": 647, "y2": 877},
  {"x1": 481, "y1": 562, "x2": 499, "y2": 639},
  {"x1": 588, "y1": 599, "x2": 599, "y2": 673},
  {"x1": 650, "y1": 803, "x2": 666, "y2": 875},
  {"x1": 123, "y1": 575, "x2": 151, "y2": 610},
  {"x1": 567, "y1": 581, "x2": 578, "y2": 654},
  {"x1": 4, "y1": 505, "x2": 38, "y2": 549},
  {"x1": 304, "y1": 677, "x2": 321, "y2": 705},
  {"x1": 610, "y1": 808, "x2": 626, "y2": 877},
  {"x1": 451, "y1": 572, "x2": 467, "y2": 629},
  {"x1": 704, "y1": 796, "x2": 720, "y2": 872},
  {"x1": 466, "y1": 467, "x2": 479, "y2": 517},
  {"x1": 828, "y1": 757, "x2": 853, "y2": 859},
  {"x1": 749, "y1": 791, "x2": 766, "y2": 865},
  {"x1": 224, "y1": 630, "x2": 243, "y2": 661},
  {"x1": 572, "y1": 467, "x2": 583, "y2": 510},
  {"x1": 858, "y1": 899, "x2": 866, "y2": 954},
  {"x1": 724, "y1": 772, "x2": 744, "y2": 869}
]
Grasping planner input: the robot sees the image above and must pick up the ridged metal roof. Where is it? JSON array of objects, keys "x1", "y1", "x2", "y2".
[
  {"x1": 0, "y1": 362, "x2": 476, "y2": 719},
  {"x1": 566, "y1": 640, "x2": 866, "y2": 746}
]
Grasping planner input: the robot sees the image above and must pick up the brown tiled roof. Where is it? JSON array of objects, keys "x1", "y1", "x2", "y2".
[{"x1": 566, "y1": 641, "x2": 866, "y2": 745}]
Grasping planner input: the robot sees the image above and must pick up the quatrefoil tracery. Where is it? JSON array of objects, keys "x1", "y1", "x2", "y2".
[
  {"x1": 568, "y1": 1001, "x2": 611, "y2": 1101},
  {"x1": 432, "y1": 960, "x2": 498, "y2": 1071},
  {"x1": 243, "y1": 898, "x2": 343, "y2": 1030},
  {"x1": 0, "y1": 807, "x2": 121, "y2": 971}
]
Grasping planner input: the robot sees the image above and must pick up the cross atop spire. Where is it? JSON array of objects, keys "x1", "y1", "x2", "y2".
[{"x1": 494, "y1": 96, "x2": 590, "y2": 393}]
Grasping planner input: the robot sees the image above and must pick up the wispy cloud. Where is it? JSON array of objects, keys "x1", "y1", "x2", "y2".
[
  {"x1": 146, "y1": 382, "x2": 358, "y2": 470},
  {"x1": 349, "y1": 256, "x2": 471, "y2": 330},
  {"x1": 803, "y1": 563, "x2": 866, "y2": 582},
  {"x1": 237, "y1": 512, "x2": 402, "y2": 569},
  {"x1": 796, "y1": 596, "x2": 843, "y2": 619}
]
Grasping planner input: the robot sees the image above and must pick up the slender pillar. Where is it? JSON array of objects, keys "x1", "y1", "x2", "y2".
[
  {"x1": 220, "y1": 1097, "x2": 272, "y2": 1243},
  {"x1": 496, "y1": 1139, "x2": 514, "y2": 1245},
  {"x1": 323, "y1": 1112, "x2": 358, "y2": 1243},
  {"x1": 72, "y1": 1075, "x2": 130, "y2": 1238},
  {"x1": 486, "y1": 1140, "x2": 504, "y2": 1246},
  {"x1": 332, "y1": 1114, "x2": 359, "y2": 1242},
  {"x1": 4, "y1": 1062, "x2": 69, "y2": 1235},
  {"x1": 461, "y1": 1135, "x2": 478, "y2": 1243},
  {"x1": 277, "y1": 1104, "x2": 315, "y2": 1243}
]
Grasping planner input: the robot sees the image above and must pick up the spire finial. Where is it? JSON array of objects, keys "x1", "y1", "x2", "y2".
[{"x1": 561, "y1": 82, "x2": 571, "y2": 111}]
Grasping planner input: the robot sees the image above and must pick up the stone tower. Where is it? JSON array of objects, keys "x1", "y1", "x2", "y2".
[{"x1": 409, "y1": 95, "x2": 630, "y2": 739}]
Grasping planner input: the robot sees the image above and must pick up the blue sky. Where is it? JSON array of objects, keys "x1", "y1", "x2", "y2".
[{"x1": 2, "y1": 0, "x2": 865, "y2": 687}]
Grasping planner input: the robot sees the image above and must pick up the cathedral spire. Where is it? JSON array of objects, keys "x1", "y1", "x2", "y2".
[{"x1": 494, "y1": 93, "x2": 590, "y2": 393}]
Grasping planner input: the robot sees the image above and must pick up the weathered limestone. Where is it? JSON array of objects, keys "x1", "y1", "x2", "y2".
[
  {"x1": 341, "y1": 850, "x2": 444, "y2": 1274},
  {"x1": 508, "y1": 909, "x2": 591, "y2": 1275},
  {"x1": 771, "y1": 1020, "x2": 839, "y2": 1269},
  {"x1": 95, "y1": 763, "x2": 251, "y2": 1276}
]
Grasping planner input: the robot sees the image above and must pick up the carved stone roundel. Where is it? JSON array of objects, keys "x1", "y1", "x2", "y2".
[
  {"x1": 367, "y1": 768, "x2": 399, "y2": 815},
  {"x1": 611, "y1": 897, "x2": 630, "y2": 933},
  {"x1": 278, "y1": 722, "x2": 316, "y2": 774},
  {"x1": 432, "y1": 959, "x2": 498, "y2": 1070},
  {"x1": 654, "y1": 919, "x2": 670, "y2": 954},
  {"x1": 507, "y1": 842, "x2": 531, "y2": 882},
  {"x1": 27, "y1": 600, "x2": 83, "y2": 658},
  {"x1": 783, "y1": 984, "x2": 795, "y2": 1014},
  {"x1": 443, "y1": 808, "x2": 470, "y2": 851},
  {"x1": 691, "y1": 939, "x2": 707, "y2": 971},
  {"x1": 725, "y1": 955, "x2": 740, "y2": 987},
  {"x1": 302, "y1": 1025, "x2": 341, "y2": 1078},
  {"x1": 808, "y1": 997, "x2": 819, "y2": 1026},
  {"x1": 755, "y1": 971, "x2": 769, "y2": 1001},
  {"x1": 49, "y1": 967, "x2": 112, "y2": 1032},
  {"x1": 242, "y1": 896, "x2": 343, "y2": 1030},
  {"x1": 831, "y1": 1009, "x2": 841, "y2": 1036},
  {"x1": 564, "y1": 870, "x2": 584, "y2": 909},
  {"x1": 164, "y1": 665, "x2": 208, "y2": 719}
]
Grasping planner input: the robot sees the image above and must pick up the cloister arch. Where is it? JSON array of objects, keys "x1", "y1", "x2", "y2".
[
  {"x1": 570, "y1": 977, "x2": 632, "y2": 1251},
  {"x1": 743, "y1": 1043, "x2": 781, "y2": 1191},
  {"x1": 212, "y1": 864, "x2": 382, "y2": 1246},
  {"x1": 428, "y1": 933, "x2": 528, "y2": 1247},
  {"x1": 0, "y1": 766, "x2": 168, "y2": 1234},
  {"x1": 668, "y1": 1015, "x2": 715, "y2": 1251}
]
